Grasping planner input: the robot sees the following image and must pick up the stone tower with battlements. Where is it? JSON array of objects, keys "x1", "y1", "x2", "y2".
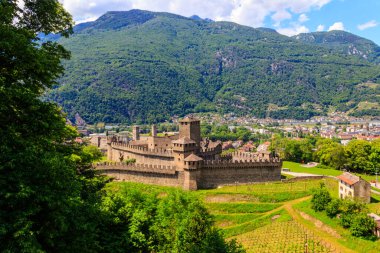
[{"x1": 179, "y1": 117, "x2": 201, "y2": 150}]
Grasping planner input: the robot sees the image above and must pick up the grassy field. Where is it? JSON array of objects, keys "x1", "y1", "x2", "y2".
[
  {"x1": 107, "y1": 178, "x2": 380, "y2": 252},
  {"x1": 283, "y1": 161, "x2": 378, "y2": 181}
]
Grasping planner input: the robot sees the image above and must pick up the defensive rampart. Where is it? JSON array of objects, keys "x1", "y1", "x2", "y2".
[
  {"x1": 96, "y1": 162, "x2": 183, "y2": 188},
  {"x1": 197, "y1": 158, "x2": 282, "y2": 188},
  {"x1": 109, "y1": 142, "x2": 174, "y2": 166},
  {"x1": 96, "y1": 158, "x2": 282, "y2": 190}
]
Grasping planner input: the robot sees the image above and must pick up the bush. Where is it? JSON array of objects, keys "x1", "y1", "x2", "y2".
[
  {"x1": 350, "y1": 213, "x2": 376, "y2": 239},
  {"x1": 326, "y1": 199, "x2": 341, "y2": 218},
  {"x1": 338, "y1": 200, "x2": 369, "y2": 228},
  {"x1": 340, "y1": 213, "x2": 354, "y2": 228},
  {"x1": 311, "y1": 183, "x2": 332, "y2": 212}
]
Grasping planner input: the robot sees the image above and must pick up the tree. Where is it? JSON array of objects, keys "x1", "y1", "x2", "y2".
[
  {"x1": 0, "y1": 1, "x2": 106, "y2": 252},
  {"x1": 369, "y1": 139, "x2": 380, "y2": 173},
  {"x1": 350, "y1": 213, "x2": 376, "y2": 239},
  {"x1": 325, "y1": 198, "x2": 341, "y2": 218},
  {"x1": 339, "y1": 200, "x2": 368, "y2": 228},
  {"x1": 313, "y1": 138, "x2": 346, "y2": 169},
  {"x1": 311, "y1": 183, "x2": 332, "y2": 212},
  {"x1": 345, "y1": 140, "x2": 373, "y2": 173}
]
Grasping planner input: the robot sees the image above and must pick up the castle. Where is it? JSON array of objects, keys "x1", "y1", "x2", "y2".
[{"x1": 96, "y1": 117, "x2": 282, "y2": 190}]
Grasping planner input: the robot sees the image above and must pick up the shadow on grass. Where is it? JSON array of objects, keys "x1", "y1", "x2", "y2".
[{"x1": 370, "y1": 196, "x2": 379, "y2": 203}]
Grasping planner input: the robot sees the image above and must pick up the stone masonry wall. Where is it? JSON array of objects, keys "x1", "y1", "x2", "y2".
[
  {"x1": 196, "y1": 159, "x2": 282, "y2": 189},
  {"x1": 97, "y1": 163, "x2": 183, "y2": 188},
  {"x1": 110, "y1": 142, "x2": 174, "y2": 166}
]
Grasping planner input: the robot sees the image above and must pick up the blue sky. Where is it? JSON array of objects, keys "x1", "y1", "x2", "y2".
[{"x1": 60, "y1": 0, "x2": 380, "y2": 45}]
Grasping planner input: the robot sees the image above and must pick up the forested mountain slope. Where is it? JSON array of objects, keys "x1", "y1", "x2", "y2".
[{"x1": 47, "y1": 10, "x2": 380, "y2": 123}]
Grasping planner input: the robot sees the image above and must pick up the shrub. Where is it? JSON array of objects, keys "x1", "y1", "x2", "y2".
[
  {"x1": 326, "y1": 199, "x2": 341, "y2": 218},
  {"x1": 340, "y1": 213, "x2": 354, "y2": 228},
  {"x1": 339, "y1": 200, "x2": 369, "y2": 228},
  {"x1": 311, "y1": 183, "x2": 332, "y2": 211},
  {"x1": 350, "y1": 213, "x2": 376, "y2": 239}
]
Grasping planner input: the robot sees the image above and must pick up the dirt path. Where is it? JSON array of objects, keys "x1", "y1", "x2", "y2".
[{"x1": 284, "y1": 196, "x2": 356, "y2": 253}]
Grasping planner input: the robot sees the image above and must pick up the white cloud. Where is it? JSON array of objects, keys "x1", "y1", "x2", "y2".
[
  {"x1": 357, "y1": 20, "x2": 378, "y2": 30},
  {"x1": 277, "y1": 24, "x2": 309, "y2": 36},
  {"x1": 60, "y1": 0, "x2": 332, "y2": 28},
  {"x1": 328, "y1": 22, "x2": 344, "y2": 31},
  {"x1": 316, "y1": 24, "x2": 324, "y2": 31},
  {"x1": 298, "y1": 14, "x2": 309, "y2": 23}
]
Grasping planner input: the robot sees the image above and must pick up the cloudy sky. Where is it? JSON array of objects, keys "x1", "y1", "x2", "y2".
[{"x1": 60, "y1": 0, "x2": 380, "y2": 45}]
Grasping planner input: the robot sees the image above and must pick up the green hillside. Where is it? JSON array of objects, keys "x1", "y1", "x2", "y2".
[{"x1": 47, "y1": 10, "x2": 380, "y2": 123}]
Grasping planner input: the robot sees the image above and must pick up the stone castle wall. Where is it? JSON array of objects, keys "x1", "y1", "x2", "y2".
[
  {"x1": 197, "y1": 159, "x2": 282, "y2": 188},
  {"x1": 110, "y1": 142, "x2": 175, "y2": 166},
  {"x1": 96, "y1": 159, "x2": 282, "y2": 190},
  {"x1": 96, "y1": 162, "x2": 183, "y2": 188}
]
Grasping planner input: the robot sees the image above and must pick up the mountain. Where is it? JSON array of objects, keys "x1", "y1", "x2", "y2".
[
  {"x1": 47, "y1": 10, "x2": 380, "y2": 124},
  {"x1": 293, "y1": 31, "x2": 380, "y2": 63}
]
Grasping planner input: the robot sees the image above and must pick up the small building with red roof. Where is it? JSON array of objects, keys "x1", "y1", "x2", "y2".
[{"x1": 337, "y1": 172, "x2": 370, "y2": 203}]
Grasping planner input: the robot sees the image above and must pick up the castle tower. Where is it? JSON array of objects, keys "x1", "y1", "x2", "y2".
[
  {"x1": 172, "y1": 137, "x2": 198, "y2": 170},
  {"x1": 132, "y1": 126, "x2": 140, "y2": 141},
  {"x1": 183, "y1": 154, "x2": 203, "y2": 190},
  {"x1": 179, "y1": 117, "x2": 201, "y2": 150},
  {"x1": 151, "y1": 124, "x2": 157, "y2": 137}
]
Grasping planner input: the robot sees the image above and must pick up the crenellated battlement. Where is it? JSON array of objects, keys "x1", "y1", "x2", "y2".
[
  {"x1": 96, "y1": 162, "x2": 177, "y2": 175},
  {"x1": 201, "y1": 158, "x2": 281, "y2": 168},
  {"x1": 111, "y1": 142, "x2": 173, "y2": 157}
]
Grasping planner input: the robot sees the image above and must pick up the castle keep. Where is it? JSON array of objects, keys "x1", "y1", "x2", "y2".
[{"x1": 97, "y1": 117, "x2": 282, "y2": 190}]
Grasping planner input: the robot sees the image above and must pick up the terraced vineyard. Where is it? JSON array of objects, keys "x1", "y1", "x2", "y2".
[
  {"x1": 234, "y1": 220, "x2": 336, "y2": 253},
  {"x1": 199, "y1": 178, "x2": 348, "y2": 252}
]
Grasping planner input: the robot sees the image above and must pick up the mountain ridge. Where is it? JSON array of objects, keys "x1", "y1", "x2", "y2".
[{"x1": 47, "y1": 9, "x2": 380, "y2": 123}]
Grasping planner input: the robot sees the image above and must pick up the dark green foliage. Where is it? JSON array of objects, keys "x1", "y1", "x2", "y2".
[
  {"x1": 201, "y1": 124, "x2": 260, "y2": 142},
  {"x1": 311, "y1": 183, "x2": 332, "y2": 212},
  {"x1": 99, "y1": 187, "x2": 245, "y2": 253},
  {"x1": 271, "y1": 135, "x2": 313, "y2": 163},
  {"x1": 1, "y1": 3, "x2": 238, "y2": 252},
  {"x1": 350, "y1": 213, "x2": 376, "y2": 239},
  {"x1": 0, "y1": 1, "x2": 109, "y2": 252},
  {"x1": 325, "y1": 199, "x2": 342, "y2": 218},
  {"x1": 339, "y1": 200, "x2": 369, "y2": 228},
  {"x1": 44, "y1": 10, "x2": 380, "y2": 123},
  {"x1": 272, "y1": 136, "x2": 379, "y2": 173},
  {"x1": 345, "y1": 140, "x2": 374, "y2": 174}
]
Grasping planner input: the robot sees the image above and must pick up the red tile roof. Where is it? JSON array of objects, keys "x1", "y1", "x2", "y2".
[{"x1": 337, "y1": 172, "x2": 360, "y2": 186}]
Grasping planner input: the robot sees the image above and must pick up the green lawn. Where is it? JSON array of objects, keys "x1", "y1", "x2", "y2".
[
  {"x1": 282, "y1": 161, "x2": 343, "y2": 176},
  {"x1": 283, "y1": 161, "x2": 378, "y2": 181}
]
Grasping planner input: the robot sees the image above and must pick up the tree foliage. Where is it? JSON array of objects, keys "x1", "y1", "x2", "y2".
[
  {"x1": 99, "y1": 186, "x2": 245, "y2": 253},
  {"x1": 0, "y1": 2, "x2": 240, "y2": 252},
  {"x1": 271, "y1": 136, "x2": 380, "y2": 174},
  {"x1": 350, "y1": 213, "x2": 376, "y2": 239},
  {"x1": 311, "y1": 183, "x2": 332, "y2": 212}
]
